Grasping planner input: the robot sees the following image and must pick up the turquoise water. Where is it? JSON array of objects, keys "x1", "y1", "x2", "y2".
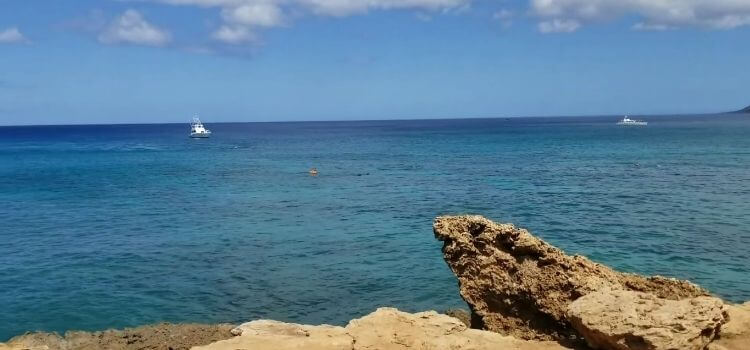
[{"x1": 1, "y1": 114, "x2": 749, "y2": 340}]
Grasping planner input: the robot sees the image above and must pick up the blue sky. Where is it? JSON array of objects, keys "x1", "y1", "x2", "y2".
[{"x1": 1, "y1": 0, "x2": 749, "y2": 125}]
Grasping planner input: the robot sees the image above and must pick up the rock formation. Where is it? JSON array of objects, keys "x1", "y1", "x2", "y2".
[
  {"x1": 433, "y1": 215, "x2": 710, "y2": 341},
  {"x1": 194, "y1": 308, "x2": 570, "y2": 350},
  {"x1": 0, "y1": 323, "x2": 234, "y2": 350},
  {"x1": 0, "y1": 309, "x2": 570, "y2": 350},
  {"x1": 567, "y1": 289, "x2": 726, "y2": 350},
  {"x1": 709, "y1": 301, "x2": 750, "y2": 350}
]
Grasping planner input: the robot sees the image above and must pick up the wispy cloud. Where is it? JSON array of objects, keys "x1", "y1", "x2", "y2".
[
  {"x1": 0, "y1": 27, "x2": 28, "y2": 44},
  {"x1": 143, "y1": 0, "x2": 470, "y2": 45},
  {"x1": 531, "y1": 0, "x2": 750, "y2": 31},
  {"x1": 538, "y1": 19, "x2": 580, "y2": 33},
  {"x1": 81, "y1": 0, "x2": 750, "y2": 49},
  {"x1": 221, "y1": 2, "x2": 285, "y2": 27},
  {"x1": 210, "y1": 2, "x2": 284, "y2": 43},
  {"x1": 98, "y1": 9, "x2": 171, "y2": 46},
  {"x1": 632, "y1": 22, "x2": 675, "y2": 31},
  {"x1": 212, "y1": 25, "x2": 257, "y2": 44}
]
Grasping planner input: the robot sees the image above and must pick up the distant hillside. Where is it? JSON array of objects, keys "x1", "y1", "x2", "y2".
[{"x1": 732, "y1": 105, "x2": 750, "y2": 113}]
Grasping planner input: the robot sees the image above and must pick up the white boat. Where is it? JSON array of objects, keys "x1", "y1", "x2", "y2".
[
  {"x1": 617, "y1": 116, "x2": 647, "y2": 126},
  {"x1": 190, "y1": 116, "x2": 212, "y2": 138}
]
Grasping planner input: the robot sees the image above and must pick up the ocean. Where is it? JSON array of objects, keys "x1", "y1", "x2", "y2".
[{"x1": 1, "y1": 114, "x2": 749, "y2": 340}]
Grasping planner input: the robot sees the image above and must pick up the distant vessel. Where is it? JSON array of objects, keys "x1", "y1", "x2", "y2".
[
  {"x1": 617, "y1": 116, "x2": 647, "y2": 126},
  {"x1": 190, "y1": 116, "x2": 212, "y2": 138}
]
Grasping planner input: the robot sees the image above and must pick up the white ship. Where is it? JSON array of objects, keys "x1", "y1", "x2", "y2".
[
  {"x1": 616, "y1": 116, "x2": 647, "y2": 126},
  {"x1": 190, "y1": 116, "x2": 212, "y2": 138}
]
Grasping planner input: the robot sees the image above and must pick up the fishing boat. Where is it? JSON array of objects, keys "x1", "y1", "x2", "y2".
[
  {"x1": 190, "y1": 116, "x2": 212, "y2": 138},
  {"x1": 617, "y1": 116, "x2": 647, "y2": 126}
]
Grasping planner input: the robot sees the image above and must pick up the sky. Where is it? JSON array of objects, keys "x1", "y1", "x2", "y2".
[{"x1": 1, "y1": 0, "x2": 749, "y2": 125}]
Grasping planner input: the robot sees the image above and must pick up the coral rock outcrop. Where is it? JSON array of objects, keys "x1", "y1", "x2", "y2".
[
  {"x1": 433, "y1": 215, "x2": 710, "y2": 341},
  {"x1": 567, "y1": 289, "x2": 727, "y2": 350},
  {"x1": 194, "y1": 308, "x2": 571, "y2": 350}
]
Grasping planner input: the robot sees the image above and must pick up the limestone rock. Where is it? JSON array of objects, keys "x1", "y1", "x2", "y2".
[
  {"x1": 192, "y1": 333, "x2": 351, "y2": 350},
  {"x1": 433, "y1": 215, "x2": 709, "y2": 341},
  {"x1": 709, "y1": 301, "x2": 750, "y2": 350},
  {"x1": 0, "y1": 323, "x2": 234, "y2": 350},
  {"x1": 215, "y1": 320, "x2": 353, "y2": 350},
  {"x1": 194, "y1": 307, "x2": 571, "y2": 350},
  {"x1": 567, "y1": 289, "x2": 726, "y2": 350}
]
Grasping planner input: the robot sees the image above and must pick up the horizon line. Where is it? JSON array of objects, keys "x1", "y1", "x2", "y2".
[{"x1": 0, "y1": 111, "x2": 731, "y2": 128}]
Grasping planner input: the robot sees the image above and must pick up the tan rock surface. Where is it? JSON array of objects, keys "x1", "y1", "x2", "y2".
[
  {"x1": 433, "y1": 215, "x2": 709, "y2": 341},
  {"x1": 207, "y1": 320, "x2": 354, "y2": 350},
  {"x1": 567, "y1": 289, "x2": 727, "y2": 350},
  {"x1": 0, "y1": 323, "x2": 234, "y2": 350},
  {"x1": 194, "y1": 307, "x2": 572, "y2": 350},
  {"x1": 709, "y1": 301, "x2": 750, "y2": 350}
]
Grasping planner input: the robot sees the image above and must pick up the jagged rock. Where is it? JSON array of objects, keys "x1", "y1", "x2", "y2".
[
  {"x1": 194, "y1": 308, "x2": 572, "y2": 350},
  {"x1": 709, "y1": 301, "x2": 750, "y2": 350},
  {"x1": 567, "y1": 289, "x2": 726, "y2": 350},
  {"x1": 433, "y1": 215, "x2": 709, "y2": 341}
]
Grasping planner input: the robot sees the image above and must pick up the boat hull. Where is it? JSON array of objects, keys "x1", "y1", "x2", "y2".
[{"x1": 190, "y1": 133, "x2": 211, "y2": 138}]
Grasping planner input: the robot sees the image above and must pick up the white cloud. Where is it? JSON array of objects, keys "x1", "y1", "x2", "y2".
[
  {"x1": 222, "y1": 3, "x2": 285, "y2": 27},
  {"x1": 0, "y1": 27, "x2": 27, "y2": 44},
  {"x1": 133, "y1": 0, "x2": 750, "y2": 42},
  {"x1": 145, "y1": 0, "x2": 470, "y2": 44},
  {"x1": 212, "y1": 25, "x2": 257, "y2": 43},
  {"x1": 296, "y1": 0, "x2": 468, "y2": 16},
  {"x1": 98, "y1": 9, "x2": 171, "y2": 46},
  {"x1": 531, "y1": 0, "x2": 750, "y2": 30},
  {"x1": 538, "y1": 18, "x2": 580, "y2": 33},
  {"x1": 148, "y1": 0, "x2": 470, "y2": 15}
]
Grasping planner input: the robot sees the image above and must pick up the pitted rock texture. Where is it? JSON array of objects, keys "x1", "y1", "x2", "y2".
[
  {"x1": 708, "y1": 301, "x2": 750, "y2": 350},
  {"x1": 567, "y1": 289, "x2": 727, "y2": 350},
  {"x1": 193, "y1": 308, "x2": 571, "y2": 350},
  {"x1": 433, "y1": 215, "x2": 709, "y2": 341}
]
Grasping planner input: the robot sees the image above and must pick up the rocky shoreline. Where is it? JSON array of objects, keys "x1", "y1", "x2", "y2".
[
  {"x1": 3, "y1": 216, "x2": 748, "y2": 350},
  {"x1": 0, "y1": 324, "x2": 236, "y2": 350}
]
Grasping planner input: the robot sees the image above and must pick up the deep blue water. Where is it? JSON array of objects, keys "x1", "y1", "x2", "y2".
[{"x1": 2, "y1": 114, "x2": 750, "y2": 340}]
